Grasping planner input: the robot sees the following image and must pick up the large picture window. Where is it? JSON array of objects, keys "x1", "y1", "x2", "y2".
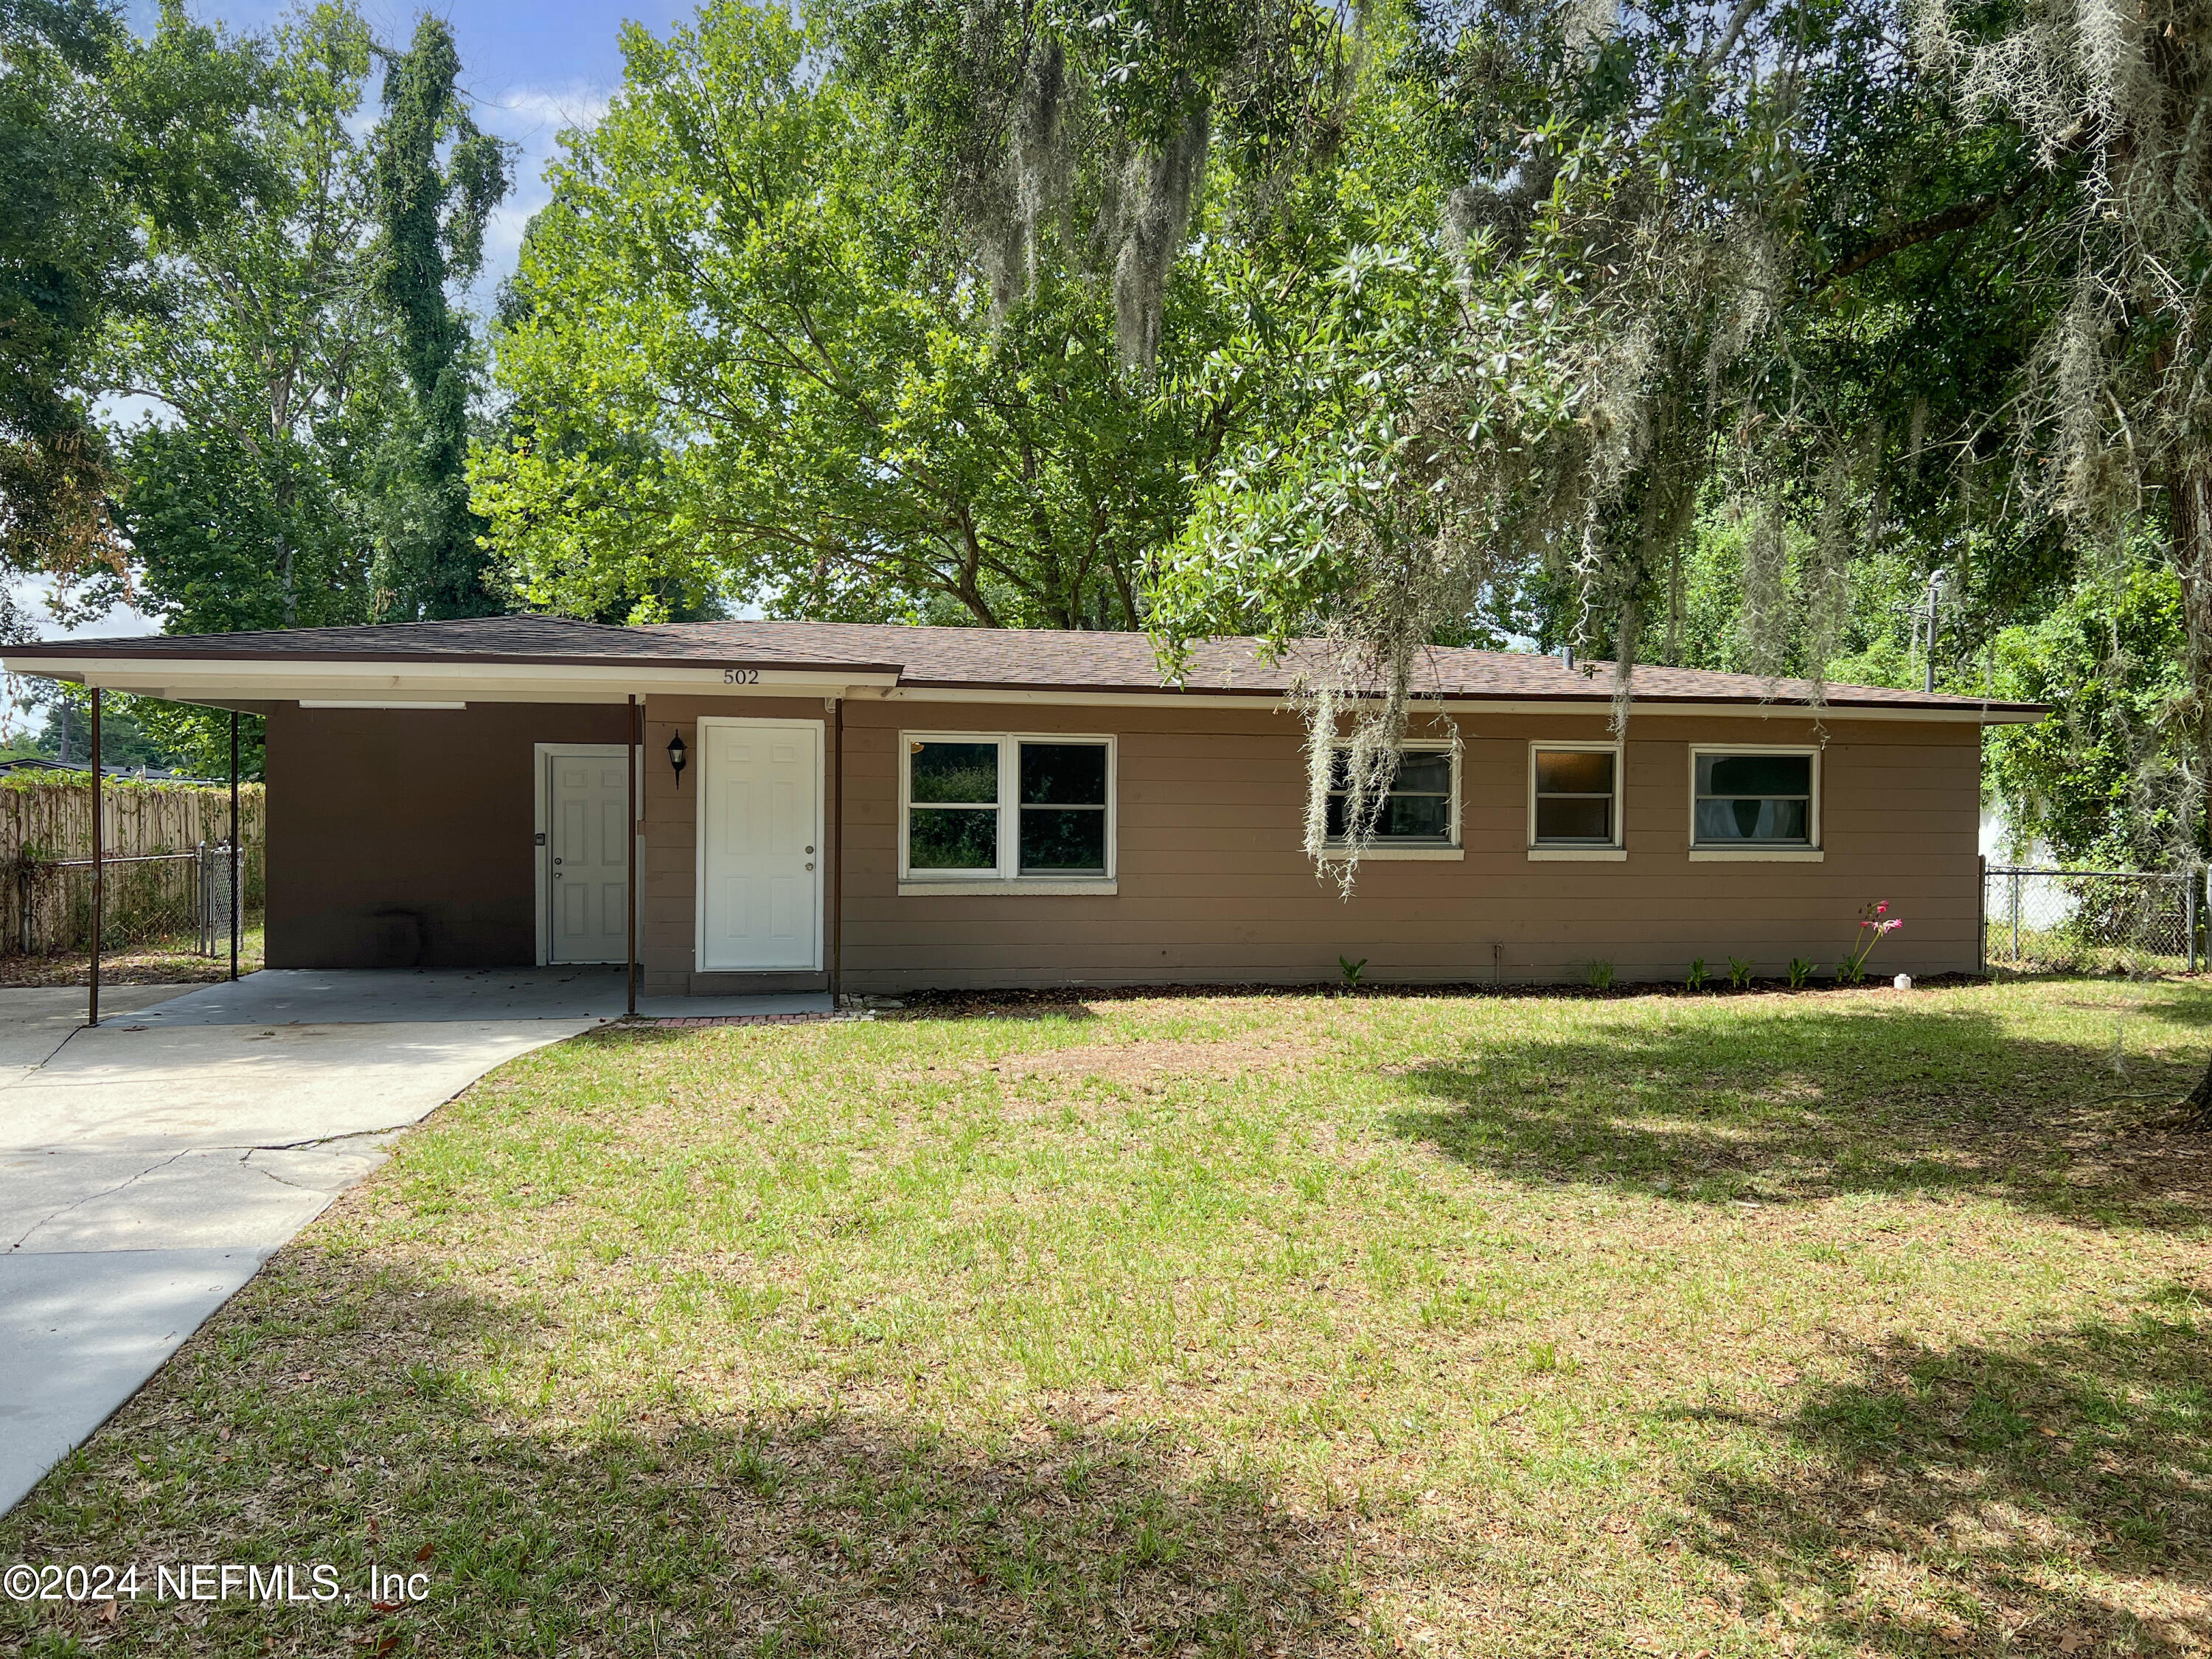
[
  {"x1": 1690, "y1": 748, "x2": 1819, "y2": 852},
  {"x1": 902, "y1": 733, "x2": 1115, "y2": 887},
  {"x1": 1324, "y1": 745, "x2": 1458, "y2": 846}
]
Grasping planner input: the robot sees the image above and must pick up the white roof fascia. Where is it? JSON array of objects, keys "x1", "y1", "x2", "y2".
[
  {"x1": 0, "y1": 653, "x2": 2041, "y2": 725},
  {"x1": 0, "y1": 657, "x2": 901, "y2": 703},
  {"x1": 874, "y1": 686, "x2": 2043, "y2": 724}
]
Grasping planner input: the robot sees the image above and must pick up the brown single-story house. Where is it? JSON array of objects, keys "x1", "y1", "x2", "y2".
[{"x1": 1, "y1": 619, "x2": 2042, "y2": 993}]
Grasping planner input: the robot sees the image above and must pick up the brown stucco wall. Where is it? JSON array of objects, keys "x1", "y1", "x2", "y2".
[
  {"x1": 633, "y1": 695, "x2": 1983, "y2": 994},
  {"x1": 265, "y1": 700, "x2": 629, "y2": 968}
]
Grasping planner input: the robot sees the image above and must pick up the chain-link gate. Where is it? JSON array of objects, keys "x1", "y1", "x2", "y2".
[
  {"x1": 197, "y1": 840, "x2": 240, "y2": 956},
  {"x1": 1983, "y1": 866, "x2": 2199, "y2": 975}
]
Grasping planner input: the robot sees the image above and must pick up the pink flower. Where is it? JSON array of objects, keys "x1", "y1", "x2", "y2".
[{"x1": 1875, "y1": 900, "x2": 1888, "y2": 915}]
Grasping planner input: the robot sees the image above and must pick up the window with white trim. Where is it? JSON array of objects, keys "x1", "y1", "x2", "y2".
[
  {"x1": 1691, "y1": 748, "x2": 1818, "y2": 847},
  {"x1": 1324, "y1": 744, "x2": 1458, "y2": 846},
  {"x1": 902, "y1": 734, "x2": 1115, "y2": 881},
  {"x1": 1529, "y1": 744, "x2": 1621, "y2": 848}
]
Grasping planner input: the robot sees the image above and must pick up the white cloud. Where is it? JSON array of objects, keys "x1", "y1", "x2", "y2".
[
  {"x1": 464, "y1": 80, "x2": 613, "y2": 309},
  {"x1": 12, "y1": 574, "x2": 157, "y2": 642}
]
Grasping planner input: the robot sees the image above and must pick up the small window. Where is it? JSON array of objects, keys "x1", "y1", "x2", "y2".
[
  {"x1": 902, "y1": 734, "x2": 1115, "y2": 883},
  {"x1": 1531, "y1": 745, "x2": 1619, "y2": 846},
  {"x1": 908, "y1": 741, "x2": 1000, "y2": 871},
  {"x1": 1693, "y1": 750, "x2": 1815, "y2": 846},
  {"x1": 1019, "y1": 742, "x2": 1109, "y2": 872},
  {"x1": 1324, "y1": 746, "x2": 1456, "y2": 844}
]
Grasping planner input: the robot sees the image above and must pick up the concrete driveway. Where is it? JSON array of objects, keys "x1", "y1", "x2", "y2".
[
  {"x1": 1, "y1": 969, "x2": 835, "y2": 1516},
  {"x1": 0, "y1": 975, "x2": 625, "y2": 1517}
]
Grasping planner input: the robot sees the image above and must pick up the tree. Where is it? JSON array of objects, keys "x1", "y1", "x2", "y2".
[
  {"x1": 91, "y1": 1, "x2": 406, "y2": 773},
  {"x1": 0, "y1": 0, "x2": 255, "y2": 607},
  {"x1": 104, "y1": 2, "x2": 396, "y2": 634},
  {"x1": 365, "y1": 13, "x2": 510, "y2": 620},
  {"x1": 476, "y1": 0, "x2": 1387, "y2": 628}
]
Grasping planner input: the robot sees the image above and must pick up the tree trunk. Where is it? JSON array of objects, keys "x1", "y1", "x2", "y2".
[
  {"x1": 2168, "y1": 467, "x2": 2212, "y2": 1131},
  {"x1": 2177, "y1": 1052, "x2": 2212, "y2": 1132}
]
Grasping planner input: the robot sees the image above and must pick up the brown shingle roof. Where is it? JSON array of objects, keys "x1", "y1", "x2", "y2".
[{"x1": 2, "y1": 616, "x2": 2042, "y2": 714}]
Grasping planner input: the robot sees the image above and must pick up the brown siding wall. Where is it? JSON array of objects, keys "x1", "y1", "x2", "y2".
[
  {"x1": 268, "y1": 693, "x2": 1985, "y2": 991},
  {"x1": 266, "y1": 701, "x2": 628, "y2": 968},
  {"x1": 827, "y1": 700, "x2": 1981, "y2": 991}
]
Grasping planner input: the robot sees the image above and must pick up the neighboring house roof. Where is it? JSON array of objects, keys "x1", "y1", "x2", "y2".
[{"x1": 0, "y1": 616, "x2": 2045, "y2": 719}]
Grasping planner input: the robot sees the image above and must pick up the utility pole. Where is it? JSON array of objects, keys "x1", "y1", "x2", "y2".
[{"x1": 1921, "y1": 570, "x2": 1948, "y2": 695}]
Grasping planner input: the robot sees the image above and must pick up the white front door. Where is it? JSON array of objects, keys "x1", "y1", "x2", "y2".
[
  {"x1": 697, "y1": 719, "x2": 822, "y2": 971},
  {"x1": 545, "y1": 746, "x2": 630, "y2": 964}
]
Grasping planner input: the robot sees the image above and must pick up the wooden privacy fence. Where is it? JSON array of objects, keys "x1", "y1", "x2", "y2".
[{"x1": 0, "y1": 774, "x2": 265, "y2": 956}]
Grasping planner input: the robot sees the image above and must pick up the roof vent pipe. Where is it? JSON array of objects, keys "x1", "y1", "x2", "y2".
[{"x1": 1563, "y1": 645, "x2": 1576, "y2": 672}]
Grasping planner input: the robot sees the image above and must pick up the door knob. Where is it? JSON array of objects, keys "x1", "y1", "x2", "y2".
[{"x1": 552, "y1": 857, "x2": 563, "y2": 866}]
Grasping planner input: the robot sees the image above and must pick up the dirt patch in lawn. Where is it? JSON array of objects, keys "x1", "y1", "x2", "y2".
[{"x1": 975, "y1": 1032, "x2": 1322, "y2": 1088}]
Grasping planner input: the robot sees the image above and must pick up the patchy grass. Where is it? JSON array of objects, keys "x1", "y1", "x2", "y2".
[
  {"x1": 0, "y1": 920, "x2": 267, "y2": 987},
  {"x1": 4, "y1": 979, "x2": 2208, "y2": 1658}
]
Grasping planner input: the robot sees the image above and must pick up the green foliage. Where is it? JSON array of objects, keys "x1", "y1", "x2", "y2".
[
  {"x1": 1789, "y1": 958, "x2": 1817, "y2": 990},
  {"x1": 366, "y1": 13, "x2": 512, "y2": 621},
  {"x1": 1685, "y1": 958, "x2": 1708, "y2": 993},
  {"x1": 1728, "y1": 956, "x2": 1754, "y2": 990},
  {"x1": 90, "y1": 3, "x2": 396, "y2": 761},
  {"x1": 1982, "y1": 548, "x2": 2193, "y2": 866},
  {"x1": 0, "y1": 0, "x2": 257, "y2": 585},
  {"x1": 475, "y1": 0, "x2": 1357, "y2": 630},
  {"x1": 1338, "y1": 955, "x2": 1366, "y2": 987},
  {"x1": 1585, "y1": 959, "x2": 1614, "y2": 991},
  {"x1": 21, "y1": 686, "x2": 260, "y2": 778}
]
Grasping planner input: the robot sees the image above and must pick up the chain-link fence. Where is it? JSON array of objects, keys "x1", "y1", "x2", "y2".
[
  {"x1": 12, "y1": 841, "x2": 257, "y2": 957},
  {"x1": 1983, "y1": 866, "x2": 2199, "y2": 976},
  {"x1": 0, "y1": 776, "x2": 265, "y2": 986}
]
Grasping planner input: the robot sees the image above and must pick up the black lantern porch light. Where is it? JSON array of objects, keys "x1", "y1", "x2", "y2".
[{"x1": 667, "y1": 731, "x2": 688, "y2": 785}]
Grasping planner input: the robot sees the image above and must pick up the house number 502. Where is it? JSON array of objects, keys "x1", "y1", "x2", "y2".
[{"x1": 722, "y1": 668, "x2": 759, "y2": 684}]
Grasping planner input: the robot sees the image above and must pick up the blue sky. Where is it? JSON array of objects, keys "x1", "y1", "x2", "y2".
[{"x1": 35, "y1": 1, "x2": 664, "y2": 643}]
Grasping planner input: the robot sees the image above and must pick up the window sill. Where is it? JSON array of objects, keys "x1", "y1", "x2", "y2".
[
  {"x1": 1320, "y1": 845, "x2": 1464, "y2": 862},
  {"x1": 898, "y1": 879, "x2": 1119, "y2": 896},
  {"x1": 1527, "y1": 847, "x2": 1627, "y2": 862},
  {"x1": 1688, "y1": 847, "x2": 1824, "y2": 862}
]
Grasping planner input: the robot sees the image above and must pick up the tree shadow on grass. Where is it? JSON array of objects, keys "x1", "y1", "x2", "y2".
[
  {"x1": 0, "y1": 1248, "x2": 1365, "y2": 1658},
  {"x1": 1382, "y1": 1002, "x2": 2211, "y2": 1228},
  {"x1": 1669, "y1": 1304, "x2": 2212, "y2": 1655}
]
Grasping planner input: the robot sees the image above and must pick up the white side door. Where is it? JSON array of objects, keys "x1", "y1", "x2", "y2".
[
  {"x1": 698, "y1": 719, "x2": 821, "y2": 971},
  {"x1": 545, "y1": 746, "x2": 630, "y2": 964}
]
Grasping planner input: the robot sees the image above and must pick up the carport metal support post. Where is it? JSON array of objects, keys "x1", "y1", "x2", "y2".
[
  {"x1": 229, "y1": 712, "x2": 240, "y2": 981},
  {"x1": 88, "y1": 688, "x2": 102, "y2": 1028},
  {"x1": 627, "y1": 694, "x2": 639, "y2": 1017}
]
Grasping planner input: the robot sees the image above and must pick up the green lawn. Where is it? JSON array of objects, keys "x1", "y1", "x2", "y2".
[{"x1": 5, "y1": 979, "x2": 2208, "y2": 1658}]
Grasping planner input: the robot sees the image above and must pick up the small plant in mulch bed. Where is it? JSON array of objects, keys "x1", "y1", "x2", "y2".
[
  {"x1": 1728, "y1": 956, "x2": 1755, "y2": 989},
  {"x1": 1837, "y1": 900, "x2": 1904, "y2": 985},
  {"x1": 1338, "y1": 955, "x2": 1367, "y2": 987},
  {"x1": 1585, "y1": 959, "x2": 1615, "y2": 991},
  {"x1": 1685, "y1": 958, "x2": 1708, "y2": 992}
]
